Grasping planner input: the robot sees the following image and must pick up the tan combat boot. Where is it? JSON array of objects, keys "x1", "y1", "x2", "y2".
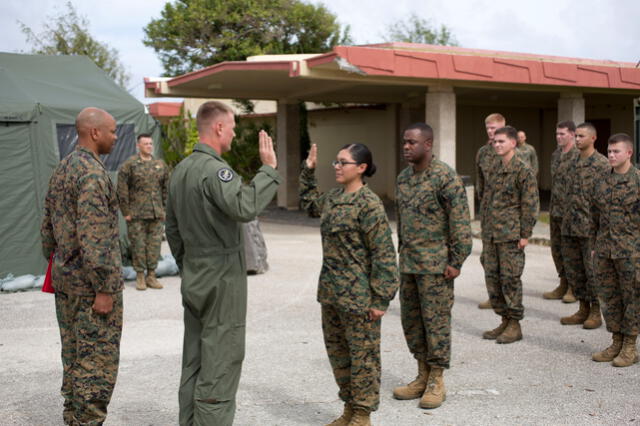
[
  {"x1": 420, "y1": 367, "x2": 446, "y2": 409},
  {"x1": 583, "y1": 302, "x2": 602, "y2": 329},
  {"x1": 612, "y1": 335, "x2": 639, "y2": 367},
  {"x1": 543, "y1": 277, "x2": 568, "y2": 300},
  {"x1": 482, "y1": 317, "x2": 508, "y2": 340},
  {"x1": 326, "y1": 403, "x2": 352, "y2": 426},
  {"x1": 562, "y1": 285, "x2": 577, "y2": 303},
  {"x1": 560, "y1": 300, "x2": 589, "y2": 325},
  {"x1": 347, "y1": 408, "x2": 370, "y2": 426},
  {"x1": 478, "y1": 299, "x2": 492, "y2": 309},
  {"x1": 496, "y1": 319, "x2": 522, "y2": 344},
  {"x1": 393, "y1": 360, "x2": 429, "y2": 400},
  {"x1": 146, "y1": 271, "x2": 164, "y2": 289},
  {"x1": 592, "y1": 333, "x2": 623, "y2": 362},
  {"x1": 136, "y1": 272, "x2": 147, "y2": 291}
]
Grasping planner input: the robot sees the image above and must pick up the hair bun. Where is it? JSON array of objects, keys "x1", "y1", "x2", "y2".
[{"x1": 365, "y1": 163, "x2": 377, "y2": 177}]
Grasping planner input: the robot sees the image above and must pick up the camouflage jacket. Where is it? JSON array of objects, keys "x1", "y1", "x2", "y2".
[
  {"x1": 561, "y1": 151, "x2": 610, "y2": 238},
  {"x1": 117, "y1": 154, "x2": 169, "y2": 220},
  {"x1": 395, "y1": 159, "x2": 472, "y2": 274},
  {"x1": 517, "y1": 143, "x2": 539, "y2": 177},
  {"x1": 592, "y1": 166, "x2": 640, "y2": 258},
  {"x1": 300, "y1": 165, "x2": 399, "y2": 314},
  {"x1": 41, "y1": 146, "x2": 123, "y2": 295},
  {"x1": 481, "y1": 155, "x2": 539, "y2": 242},
  {"x1": 475, "y1": 142, "x2": 498, "y2": 201},
  {"x1": 549, "y1": 145, "x2": 579, "y2": 218}
]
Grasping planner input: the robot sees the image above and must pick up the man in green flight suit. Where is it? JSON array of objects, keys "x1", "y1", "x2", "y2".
[{"x1": 165, "y1": 101, "x2": 281, "y2": 426}]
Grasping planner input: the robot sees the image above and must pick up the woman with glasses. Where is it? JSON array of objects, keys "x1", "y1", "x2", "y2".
[{"x1": 300, "y1": 143, "x2": 399, "y2": 426}]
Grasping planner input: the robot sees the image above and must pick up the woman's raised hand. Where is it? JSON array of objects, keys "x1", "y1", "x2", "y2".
[{"x1": 306, "y1": 143, "x2": 317, "y2": 169}]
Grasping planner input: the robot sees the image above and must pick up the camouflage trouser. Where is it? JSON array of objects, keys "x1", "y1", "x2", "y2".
[
  {"x1": 594, "y1": 256, "x2": 640, "y2": 336},
  {"x1": 55, "y1": 290, "x2": 123, "y2": 426},
  {"x1": 481, "y1": 240, "x2": 525, "y2": 320},
  {"x1": 561, "y1": 236, "x2": 597, "y2": 303},
  {"x1": 321, "y1": 304, "x2": 381, "y2": 412},
  {"x1": 550, "y1": 216, "x2": 565, "y2": 278},
  {"x1": 400, "y1": 273, "x2": 453, "y2": 369},
  {"x1": 127, "y1": 219, "x2": 163, "y2": 272}
]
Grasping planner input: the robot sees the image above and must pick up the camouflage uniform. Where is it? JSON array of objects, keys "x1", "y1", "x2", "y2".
[
  {"x1": 117, "y1": 154, "x2": 169, "y2": 272},
  {"x1": 480, "y1": 156, "x2": 539, "y2": 320},
  {"x1": 561, "y1": 151, "x2": 610, "y2": 303},
  {"x1": 475, "y1": 142, "x2": 498, "y2": 205},
  {"x1": 300, "y1": 164, "x2": 399, "y2": 413},
  {"x1": 41, "y1": 146, "x2": 123, "y2": 425},
  {"x1": 517, "y1": 143, "x2": 539, "y2": 177},
  {"x1": 395, "y1": 159, "x2": 472, "y2": 369},
  {"x1": 592, "y1": 167, "x2": 640, "y2": 336},
  {"x1": 549, "y1": 146, "x2": 580, "y2": 278}
]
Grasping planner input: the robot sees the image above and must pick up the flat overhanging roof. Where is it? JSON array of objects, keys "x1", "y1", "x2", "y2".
[{"x1": 145, "y1": 43, "x2": 640, "y2": 103}]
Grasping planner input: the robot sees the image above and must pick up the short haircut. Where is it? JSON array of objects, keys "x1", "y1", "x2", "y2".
[
  {"x1": 494, "y1": 125, "x2": 518, "y2": 141},
  {"x1": 404, "y1": 122, "x2": 433, "y2": 140},
  {"x1": 556, "y1": 120, "x2": 576, "y2": 132},
  {"x1": 485, "y1": 113, "x2": 506, "y2": 124},
  {"x1": 577, "y1": 122, "x2": 597, "y2": 136},
  {"x1": 137, "y1": 133, "x2": 152, "y2": 142},
  {"x1": 608, "y1": 133, "x2": 633, "y2": 150},
  {"x1": 196, "y1": 101, "x2": 234, "y2": 133}
]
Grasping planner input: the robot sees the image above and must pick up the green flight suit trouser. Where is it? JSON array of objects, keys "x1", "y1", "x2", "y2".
[{"x1": 178, "y1": 248, "x2": 247, "y2": 426}]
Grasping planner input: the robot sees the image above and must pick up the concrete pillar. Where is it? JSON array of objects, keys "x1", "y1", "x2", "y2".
[
  {"x1": 426, "y1": 85, "x2": 456, "y2": 168},
  {"x1": 558, "y1": 92, "x2": 585, "y2": 125},
  {"x1": 276, "y1": 100, "x2": 300, "y2": 209}
]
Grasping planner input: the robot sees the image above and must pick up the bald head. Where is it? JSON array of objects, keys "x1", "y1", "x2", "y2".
[{"x1": 76, "y1": 107, "x2": 117, "y2": 155}]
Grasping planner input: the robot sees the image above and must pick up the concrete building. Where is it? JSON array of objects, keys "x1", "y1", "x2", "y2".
[{"x1": 145, "y1": 43, "x2": 640, "y2": 209}]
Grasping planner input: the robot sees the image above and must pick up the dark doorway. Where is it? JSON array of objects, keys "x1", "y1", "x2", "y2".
[{"x1": 586, "y1": 119, "x2": 611, "y2": 156}]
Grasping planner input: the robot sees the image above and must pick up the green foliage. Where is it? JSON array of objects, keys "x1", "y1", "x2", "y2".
[
  {"x1": 143, "y1": 0, "x2": 352, "y2": 76},
  {"x1": 161, "y1": 107, "x2": 199, "y2": 169},
  {"x1": 18, "y1": 1, "x2": 130, "y2": 88},
  {"x1": 383, "y1": 13, "x2": 458, "y2": 46},
  {"x1": 222, "y1": 118, "x2": 272, "y2": 182}
]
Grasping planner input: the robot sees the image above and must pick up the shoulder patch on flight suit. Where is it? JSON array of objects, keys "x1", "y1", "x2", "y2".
[{"x1": 217, "y1": 168, "x2": 234, "y2": 182}]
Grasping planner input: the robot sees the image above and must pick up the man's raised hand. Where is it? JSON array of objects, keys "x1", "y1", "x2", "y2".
[{"x1": 258, "y1": 130, "x2": 277, "y2": 169}]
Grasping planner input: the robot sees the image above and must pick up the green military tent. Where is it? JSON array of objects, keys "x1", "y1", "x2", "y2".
[{"x1": 0, "y1": 52, "x2": 160, "y2": 278}]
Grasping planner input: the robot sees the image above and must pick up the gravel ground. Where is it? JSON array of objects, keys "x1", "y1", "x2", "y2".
[{"x1": 1, "y1": 216, "x2": 638, "y2": 426}]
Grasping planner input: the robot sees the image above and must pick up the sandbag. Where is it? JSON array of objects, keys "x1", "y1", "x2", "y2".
[
  {"x1": 155, "y1": 254, "x2": 179, "y2": 277},
  {"x1": 1, "y1": 274, "x2": 36, "y2": 292},
  {"x1": 33, "y1": 275, "x2": 45, "y2": 289},
  {"x1": 122, "y1": 266, "x2": 137, "y2": 281}
]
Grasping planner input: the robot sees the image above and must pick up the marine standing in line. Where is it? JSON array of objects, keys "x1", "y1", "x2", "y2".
[
  {"x1": 165, "y1": 101, "x2": 281, "y2": 426},
  {"x1": 543, "y1": 121, "x2": 578, "y2": 303},
  {"x1": 392, "y1": 123, "x2": 472, "y2": 409},
  {"x1": 300, "y1": 143, "x2": 399, "y2": 426},
  {"x1": 559, "y1": 122, "x2": 609, "y2": 329},
  {"x1": 480, "y1": 126, "x2": 539, "y2": 344},
  {"x1": 591, "y1": 133, "x2": 640, "y2": 367},
  {"x1": 41, "y1": 107, "x2": 123, "y2": 425},
  {"x1": 476, "y1": 113, "x2": 506, "y2": 310},
  {"x1": 117, "y1": 133, "x2": 169, "y2": 290},
  {"x1": 516, "y1": 130, "x2": 539, "y2": 177}
]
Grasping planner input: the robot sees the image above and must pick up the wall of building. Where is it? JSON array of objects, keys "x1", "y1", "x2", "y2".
[{"x1": 307, "y1": 106, "x2": 397, "y2": 200}]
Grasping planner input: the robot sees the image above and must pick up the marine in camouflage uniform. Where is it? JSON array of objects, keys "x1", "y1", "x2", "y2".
[
  {"x1": 299, "y1": 162, "x2": 399, "y2": 417},
  {"x1": 591, "y1": 134, "x2": 640, "y2": 366},
  {"x1": 546, "y1": 142, "x2": 579, "y2": 300},
  {"x1": 40, "y1": 108, "x2": 123, "y2": 425},
  {"x1": 117, "y1": 138, "x2": 169, "y2": 289},
  {"x1": 560, "y1": 131, "x2": 609, "y2": 328},
  {"x1": 475, "y1": 142, "x2": 498, "y2": 206},
  {"x1": 516, "y1": 143, "x2": 539, "y2": 177},
  {"x1": 480, "y1": 126, "x2": 539, "y2": 343}
]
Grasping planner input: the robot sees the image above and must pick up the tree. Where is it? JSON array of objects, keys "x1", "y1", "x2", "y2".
[
  {"x1": 383, "y1": 13, "x2": 458, "y2": 46},
  {"x1": 143, "y1": 0, "x2": 352, "y2": 76},
  {"x1": 19, "y1": 2, "x2": 130, "y2": 88}
]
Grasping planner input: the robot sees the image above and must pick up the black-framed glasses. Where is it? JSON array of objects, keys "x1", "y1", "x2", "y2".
[{"x1": 332, "y1": 160, "x2": 359, "y2": 167}]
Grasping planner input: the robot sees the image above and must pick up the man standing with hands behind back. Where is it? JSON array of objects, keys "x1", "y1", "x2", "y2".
[
  {"x1": 117, "y1": 133, "x2": 169, "y2": 291},
  {"x1": 166, "y1": 101, "x2": 281, "y2": 426}
]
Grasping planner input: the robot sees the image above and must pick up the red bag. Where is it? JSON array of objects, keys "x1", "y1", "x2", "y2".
[{"x1": 42, "y1": 253, "x2": 54, "y2": 294}]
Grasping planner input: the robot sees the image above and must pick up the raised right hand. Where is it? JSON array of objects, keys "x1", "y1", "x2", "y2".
[
  {"x1": 306, "y1": 143, "x2": 317, "y2": 169},
  {"x1": 258, "y1": 130, "x2": 277, "y2": 169}
]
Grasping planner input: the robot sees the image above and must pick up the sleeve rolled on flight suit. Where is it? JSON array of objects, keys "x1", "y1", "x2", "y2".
[
  {"x1": 441, "y1": 174, "x2": 472, "y2": 270},
  {"x1": 77, "y1": 172, "x2": 122, "y2": 294},
  {"x1": 204, "y1": 164, "x2": 281, "y2": 223},
  {"x1": 359, "y1": 200, "x2": 400, "y2": 312}
]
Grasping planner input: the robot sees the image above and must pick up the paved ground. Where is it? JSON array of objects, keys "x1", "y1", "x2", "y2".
[{"x1": 1, "y1": 217, "x2": 638, "y2": 425}]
